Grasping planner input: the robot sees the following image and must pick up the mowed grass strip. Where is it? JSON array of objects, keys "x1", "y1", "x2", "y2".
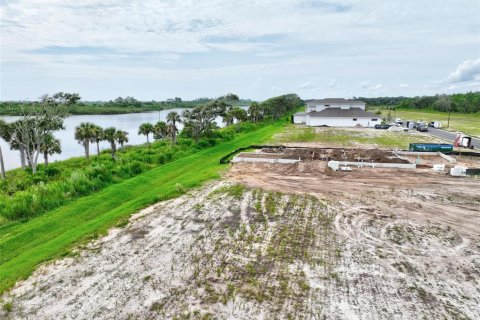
[
  {"x1": 0, "y1": 121, "x2": 284, "y2": 294},
  {"x1": 272, "y1": 125, "x2": 445, "y2": 149}
]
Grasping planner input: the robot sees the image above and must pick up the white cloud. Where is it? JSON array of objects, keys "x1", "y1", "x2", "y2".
[
  {"x1": 447, "y1": 58, "x2": 480, "y2": 83},
  {"x1": 327, "y1": 79, "x2": 338, "y2": 88},
  {"x1": 398, "y1": 83, "x2": 409, "y2": 88},
  {"x1": 1, "y1": 0, "x2": 479, "y2": 100},
  {"x1": 359, "y1": 81, "x2": 382, "y2": 90},
  {"x1": 270, "y1": 86, "x2": 280, "y2": 92},
  {"x1": 359, "y1": 80, "x2": 370, "y2": 89},
  {"x1": 466, "y1": 81, "x2": 480, "y2": 87},
  {"x1": 299, "y1": 81, "x2": 315, "y2": 90}
]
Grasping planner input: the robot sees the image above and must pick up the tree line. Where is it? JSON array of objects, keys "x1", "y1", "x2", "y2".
[
  {"x1": 0, "y1": 93, "x2": 303, "y2": 180},
  {"x1": 0, "y1": 93, "x2": 252, "y2": 115},
  {"x1": 359, "y1": 92, "x2": 480, "y2": 113}
]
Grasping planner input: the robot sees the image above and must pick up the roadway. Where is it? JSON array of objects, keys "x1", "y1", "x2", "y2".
[{"x1": 428, "y1": 128, "x2": 480, "y2": 149}]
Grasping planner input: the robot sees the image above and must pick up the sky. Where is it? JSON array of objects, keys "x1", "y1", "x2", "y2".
[{"x1": 0, "y1": 0, "x2": 479, "y2": 101}]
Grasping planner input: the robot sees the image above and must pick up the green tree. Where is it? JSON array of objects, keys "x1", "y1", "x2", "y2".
[
  {"x1": 52, "y1": 92, "x2": 81, "y2": 105},
  {"x1": 230, "y1": 107, "x2": 247, "y2": 123},
  {"x1": 12, "y1": 96, "x2": 66, "y2": 174},
  {"x1": 92, "y1": 125, "x2": 104, "y2": 156},
  {"x1": 154, "y1": 121, "x2": 169, "y2": 140},
  {"x1": 6, "y1": 122, "x2": 27, "y2": 170},
  {"x1": 166, "y1": 111, "x2": 182, "y2": 143},
  {"x1": 40, "y1": 133, "x2": 61, "y2": 166},
  {"x1": 138, "y1": 123, "x2": 154, "y2": 144},
  {"x1": 103, "y1": 127, "x2": 118, "y2": 159},
  {"x1": 223, "y1": 111, "x2": 234, "y2": 126},
  {"x1": 182, "y1": 101, "x2": 225, "y2": 142},
  {"x1": 248, "y1": 102, "x2": 262, "y2": 123},
  {"x1": 74, "y1": 122, "x2": 96, "y2": 159},
  {"x1": 116, "y1": 130, "x2": 129, "y2": 149},
  {"x1": 0, "y1": 119, "x2": 10, "y2": 179}
]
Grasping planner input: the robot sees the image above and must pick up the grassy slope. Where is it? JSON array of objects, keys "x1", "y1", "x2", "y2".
[
  {"x1": 0, "y1": 121, "x2": 284, "y2": 294},
  {"x1": 372, "y1": 108, "x2": 480, "y2": 137}
]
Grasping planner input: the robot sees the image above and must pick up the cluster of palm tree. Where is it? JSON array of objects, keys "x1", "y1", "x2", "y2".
[
  {"x1": 74, "y1": 122, "x2": 128, "y2": 159},
  {"x1": 139, "y1": 111, "x2": 182, "y2": 144}
]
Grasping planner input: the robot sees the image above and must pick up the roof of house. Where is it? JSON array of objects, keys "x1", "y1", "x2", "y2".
[
  {"x1": 305, "y1": 98, "x2": 366, "y2": 105},
  {"x1": 293, "y1": 112, "x2": 306, "y2": 116},
  {"x1": 308, "y1": 107, "x2": 377, "y2": 118}
]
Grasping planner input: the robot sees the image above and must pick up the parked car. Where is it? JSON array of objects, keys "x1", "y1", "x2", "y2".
[
  {"x1": 374, "y1": 124, "x2": 391, "y2": 129},
  {"x1": 416, "y1": 124, "x2": 428, "y2": 132},
  {"x1": 428, "y1": 121, "x2": 435, "y2": 127},
  {"x1": 395, "y1": 118, "x2": 403, "y2": 125}
]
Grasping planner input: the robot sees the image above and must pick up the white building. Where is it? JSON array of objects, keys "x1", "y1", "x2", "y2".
[{"x1": 293, "y1": 98, "x2": 379, "y2": 127}]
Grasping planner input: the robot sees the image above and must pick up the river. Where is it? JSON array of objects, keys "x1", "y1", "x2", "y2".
[{"x1": 0, "y1": 108, "x2": 232, "y2": 171}]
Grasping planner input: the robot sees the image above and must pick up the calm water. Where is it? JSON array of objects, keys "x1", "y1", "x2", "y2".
[{"x1": 0, "y1": 108, "x2": 232, "y2": 171}]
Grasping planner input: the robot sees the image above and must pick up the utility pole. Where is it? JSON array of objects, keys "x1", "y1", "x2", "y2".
[{"x1": 447, "y1": 104, "x2": 452, "y2": 128}]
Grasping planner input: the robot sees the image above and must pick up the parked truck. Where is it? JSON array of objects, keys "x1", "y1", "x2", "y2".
[{"x1": 453, "y1": 134, "x2": 474, "y2": 149}]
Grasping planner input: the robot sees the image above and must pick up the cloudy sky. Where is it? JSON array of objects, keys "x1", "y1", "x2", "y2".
[{"x1": 0, "y1": 0, "x2": 479, "y2": 101}]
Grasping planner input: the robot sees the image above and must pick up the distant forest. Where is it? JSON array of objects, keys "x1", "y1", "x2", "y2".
[
  {"x1": 2, "y1": 91, "x2": 479, "y2": 115},
  {"x1": 0, "y1": 93, "x2": 252, "y2": 115},
  {"x1": 359, "y1": 91, "x2": 480, "y2": 113}
]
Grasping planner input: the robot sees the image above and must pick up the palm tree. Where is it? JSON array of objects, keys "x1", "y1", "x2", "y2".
[
  {"x1": 154, "y1": 121, "x2": 168, "y2": 140},
  {"x1": 91, "y1": 125, "x2": 103, "y2": 156},
  {"x1": 248, "y1": 102, "x2": 262, "y2": 123},
  {"x1": 223, "y1": 109, "x2": 234, "y2": 126},
  {"x1": 40, "y1": 133, "x2": 61, "y2": 166},
  {"x1": 0, "y1": 120, "x2": 10, "y2": 179},
  {"x1": 74, "y1": 122, "x2": 96, "y2": 159},
  {"x1": 103, "y1": 127, "x2": 118, "y2": 159},
  {"x1": 138, "y1": 122, "x2": 154, "y2": 144},
  {"x1": 166, "y1": 111, "x2": 181, "y2": 143},
  {"x1": 9, "y1": 121, "x2": 27, "y2": 170},
  {"x1": 115, "y1": 130, "x2": 129, "y2": 149}
]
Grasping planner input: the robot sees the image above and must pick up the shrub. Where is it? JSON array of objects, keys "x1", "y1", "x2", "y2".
[
  {"x1": 2, "y1": 302, "x2": 12, "y2": 312},
  {"x1": 43, "y1": 166, "x2": 61, "y2": 177},
  {"x1": 175, "y1": 183, "x2": 187, "y2": 194}
]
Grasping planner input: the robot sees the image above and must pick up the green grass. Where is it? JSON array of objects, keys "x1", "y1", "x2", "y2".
[
  {"x1": 0, "y1": 121, "x2": 285, "y2": 294},
  {"x1": 371, "y1": 108, "x2": 480, "y2": 137},
  {"x1": 272, "y1": 125, "x2": 445, "y2": 149},
  {"x1": 0, "y1": 140, "x2": 197, "y2": 222}
]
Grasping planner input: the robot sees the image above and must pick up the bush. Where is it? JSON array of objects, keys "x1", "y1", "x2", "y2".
[
  {"x1": 175, "y1": 183, "x2": 187, "y2": 194},
  {"x1": 43, "y1": 166, "x2": 61, "y2": 177}
]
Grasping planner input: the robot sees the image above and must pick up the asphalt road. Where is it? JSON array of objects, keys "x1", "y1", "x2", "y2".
[{"x1": 428, "y1": 128, "x2": 480, "y2": 149}]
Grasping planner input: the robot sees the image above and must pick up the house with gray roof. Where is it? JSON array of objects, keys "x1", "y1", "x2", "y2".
[{"x1": 294, "y1": 98, "x2": 379, "y2": 127}]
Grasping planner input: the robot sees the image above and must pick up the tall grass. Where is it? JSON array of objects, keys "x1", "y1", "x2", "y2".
[{"x1": 0, "y1": 121, "x2": 267, "y2": 223}]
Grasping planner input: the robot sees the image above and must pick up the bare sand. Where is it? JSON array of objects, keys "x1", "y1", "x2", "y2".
[{"x1": 1, "y1": 160, "x2": 479, "y2": 319}]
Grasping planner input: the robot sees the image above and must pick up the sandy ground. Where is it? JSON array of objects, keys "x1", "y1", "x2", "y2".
[{"x1": 1, "y1": 159, "x2": 480, "y2": 319}]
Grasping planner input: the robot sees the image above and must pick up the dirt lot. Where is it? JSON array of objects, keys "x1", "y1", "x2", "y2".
[
  {"x1": 2, "y1": 151, "x2": 479, "y2": 319},
  {"x1": 228, "y1": 162, "x2": 480, "y2": 241}
]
